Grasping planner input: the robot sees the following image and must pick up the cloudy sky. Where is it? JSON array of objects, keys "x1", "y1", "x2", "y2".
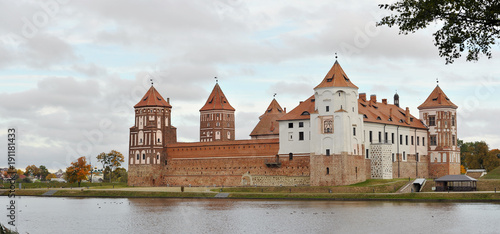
[{"x1": 0, "y1": 0, "x2": 498, "y2": 171}]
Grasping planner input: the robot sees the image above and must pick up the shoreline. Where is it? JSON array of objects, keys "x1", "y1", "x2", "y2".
[{"x1": 2, "y1": 188, "x2": 500, "y2": 202}]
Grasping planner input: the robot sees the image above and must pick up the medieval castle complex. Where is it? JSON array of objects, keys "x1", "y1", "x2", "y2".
[{"x1": 128, "y1": 60, "x2": 460, "y2": 187}]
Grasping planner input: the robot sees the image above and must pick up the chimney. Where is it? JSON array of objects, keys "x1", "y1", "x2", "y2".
[
  {"x1": 359, "y1": 93, "x2": 366, "y2": 101},
  {"x1": 382, "y1": 99, "x2": 387, "y2": 105},
  {"x1": 284, "y1": 107, "x2": 286, "y2": 113},
  {"x1": 370, "y1": 95, "x2": 377, "y2": 103},
  {"x1": 389, "y1": 108, "x2": 392, "y2": 118},
  {"x1": 167, "y1": 98, "x2": 170, "y2": 104},
  {"x1": 405, "y1": 107, "x2": 410, "y2": 123}
]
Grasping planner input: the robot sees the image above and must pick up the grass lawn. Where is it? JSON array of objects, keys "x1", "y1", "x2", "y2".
[{"x1": 481, "y1": 166, "x2": 500, "y2": 179}]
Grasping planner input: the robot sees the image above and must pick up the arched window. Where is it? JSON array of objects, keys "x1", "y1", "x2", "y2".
[
  {"x1": 289, "y1": 153, "x2": 293, "y2": 160},
  {"x1": 326, "y1": 167, "x2": 330, "y2": 175}
]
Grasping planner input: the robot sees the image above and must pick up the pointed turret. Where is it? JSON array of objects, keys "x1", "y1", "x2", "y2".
[
  {"x1": 314, "y1": 60, "x2": 358, "y2": 89},
  {"x1": 200, "y1": 83, "x2": 235, "y2": 111},
  {"x1": 250, "y1": 99, "x2": 286, "y2": 139},
  {"x1": 418, "y1": 85, "x2": 457, "y2": 110},
  {"x1": 134, "y1": 86, "x2": 171, "y2": 108},
  {"x1": 200, "y1": 83, "x2": 235, "y2": 142}
]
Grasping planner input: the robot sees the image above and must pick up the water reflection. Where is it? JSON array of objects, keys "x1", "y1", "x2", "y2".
[{"x1": 1, "y1": 197, "x2": 500, "y2": 234}]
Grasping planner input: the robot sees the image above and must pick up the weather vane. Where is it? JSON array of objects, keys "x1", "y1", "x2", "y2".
[
  {"x1": 436, "y1": 78, "x2": 439, "y2": 84},
  {"x1": 150, "y1": 78, "x2": 153, "y2": 86},
  {"x1": 215, "y1": 76, "x2": 218, "y2": 83},
  {"x1": 335, "y1": 52, "x2": 338, "y2": 60},
  {"x1": 273, "y1": 93, "x2": 277, "y2": 98}
]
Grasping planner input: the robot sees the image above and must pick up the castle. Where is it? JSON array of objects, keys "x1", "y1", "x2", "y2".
[{"x1": 128, "y1": 60, "x2": 460, "y2": 187}]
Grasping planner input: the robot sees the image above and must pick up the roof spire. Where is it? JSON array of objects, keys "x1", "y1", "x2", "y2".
[{"x1": 335, "y1": 52, "x2": 338, "y2": 61}]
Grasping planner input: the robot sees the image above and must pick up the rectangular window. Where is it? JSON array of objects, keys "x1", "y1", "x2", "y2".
[
  {"x1": 405, "y1": 135, "x2": 408, "y2": 145},
  {"x1": 416, "y1": 153, "x2": 419, "y2": 162},
  {"x1": 299, "y1": 122, "x2": 304, "y2": 128},
  {"x1": 400, "y1": 135, "x2": 403, "y2": 145},
  {"x1": 452, "y1": 135, "x2": 456, "y2": 145},
  {"x1": 417, "y1": 136, "x2": 420, "y2": 146},
  {"x1": 430, "y1": 135, "x2": 437, "y2": 146},
  {"x1": 391, "y1": 133, "x2": 395, "y2": 144},
  {"x1": 429, "y1": 115, "x2": 436, "y2": 126},
  {"x1": 392, "y1": 153, "x2": 395, "y2": 162},
  {"x1": 452, "y1": 115, "x2": 455, "y2": 126},
  {"x1": 326, "y1": 149, "x2": 330, "y2": 156},
  {"x1": 288, "y1": 122, "x2": 293, "y2": 128},
  {"x1": 299, "y1": 132, "x2": 304, "y2": 141},
  {"x1": 403, "y1": 152, "x2": 406, "y2": 161},
  {"x1": 326, "y1": 106, "x2": 330, "y2": 112},
  {"x1": 385, "y1": 132, "x2": 388, "y2": 143},
  {"x1": 378, "y1": 131, "x2": 382, "y2": 143},
  {"x1": 411, "y1": 136, "x2": 414, "y2": 145},
  {"x1": 369, "y1": 131, "x2": 373, "y2": 143},
  {"x1": 423, "y1": 137, "x2": 425, "y2": 146},
  {"x1": 353, "y1": 127, "x2": 356, "y2": 136},
  {"x1": 365, "y1": 149, "x2": 369, "y2": 159}
]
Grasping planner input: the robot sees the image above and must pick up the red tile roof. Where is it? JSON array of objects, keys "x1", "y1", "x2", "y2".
[
  {"x1": 315, "y1": 60, "x2": 358, "y2": 89},
  {"x1": 200, "y1": 83, "x2": 235, "y2": 111},
  {"x1": 359, "y1": 97, "x2": 427, "y2": 129},
  {"x1": 278, "y1": 95, "x2": 316, "y2": 121},
  {"x1": 250, "y1": 99, "x2": 286, "y2": 137},
  {"x1": 134, "y1": 86, "x2": 171, "y2": 108},
  {"x1": 418, "y1": 85, "x2": 457, "y2": 110}
]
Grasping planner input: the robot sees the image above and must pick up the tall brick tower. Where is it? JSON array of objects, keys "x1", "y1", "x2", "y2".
[
  {"x1": 200, "y1": 82, "x2": 235, "y2": 142},
  {"x1": 418, "y1": 85, "x2": 459, "y2": 178},
  {"x1": 129, "y1": 85, "x2": 177, "y2": 169}
]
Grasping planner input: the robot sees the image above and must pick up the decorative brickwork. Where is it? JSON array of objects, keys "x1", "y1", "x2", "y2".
[{"x1": 370, "y1": 143, "x2": 392, "y2": 179}]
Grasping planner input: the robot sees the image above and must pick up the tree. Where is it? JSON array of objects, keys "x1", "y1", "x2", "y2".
[
  {"x1": 378, "y1": 0, "x2": 500, "y2": 64},
  {"x1": 16, "y1": 169, "x2": 23, "y2": 176},
  {"x1": 25, "y1": 165, "x2": 40, "y2": 178},
  {"x1": 97, "y1": 150, "x2": 125, "y2": 183},
  {"x1": 39, "y1": 165, "x2": 49, "y2": 181},
  {"x1": 66, "y1": 156, "x2": 91, "y2": 187},
  {"x1": 46, "y1": 174, "x2": 57, "y2": 180},
  {"x1": 460, "y1": 141, "x2": 499, "y2": 171},
  {"x1": 113, "y1": 168, "x2": 128, "y2": 183}
]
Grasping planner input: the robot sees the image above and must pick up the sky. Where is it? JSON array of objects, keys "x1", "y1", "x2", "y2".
[{"x1": 0, "y1": 0, "x2": 498, "y2": 172}]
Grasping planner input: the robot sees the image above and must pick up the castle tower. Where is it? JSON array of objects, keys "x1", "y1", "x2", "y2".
[
  {"x1": 310, "y1": 60, "x2": 363, "y2": 156},
  {"x1": 418, "y1": 85, "x2": 459, "y2": 177},
  {"x1": 250, "y1": 98, "x2": 286, "y2": 139},
  {"x1": 200, "y1": 83, "x2": 235, "y2": 142},
  {"x1": 129, "y1": 85, "x2": 177, "y2": 168}
]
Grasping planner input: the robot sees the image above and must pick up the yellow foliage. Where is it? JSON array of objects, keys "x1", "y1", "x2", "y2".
[{"x1": 461, "y1": 165, "x2": 466, "y2": 174}]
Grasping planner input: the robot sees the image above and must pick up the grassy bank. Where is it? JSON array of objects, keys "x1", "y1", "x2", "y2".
[
  {"x1": 215, "y1": 179, "x2": 409, "y2": 194},
  {"x1": 0, "y1": 189, "x2": 216, "y2": 198},
  {"x1": 1, "y1": 182, "x2": 128, "y2": 189}
]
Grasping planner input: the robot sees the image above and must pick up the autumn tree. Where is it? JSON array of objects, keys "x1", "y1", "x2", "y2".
[
  {"x1": 16, "y1": 169, "x2": 23, "y2": 176},
  {"x1": 378, "y1": 0, "x2": 500, "y2": 64},
  {"x1": 66, "y1": 156, "x2": 91, "y2": 187},
  {"x1": 97, "y1": 150, "x2": 125, "y2": 183},
  {"x1": 25, "y1": 165, "x2": 40, "y2": 178},
  {"x1": 460, "y1": 141, "x2": 499, "y2": 171},
  {"x1": 46, "y1": 174, "x2": 57, "y2": 180}
]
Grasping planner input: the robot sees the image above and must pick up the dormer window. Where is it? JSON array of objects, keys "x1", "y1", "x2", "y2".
[
  {"x1": 327, "y1": 78, "x2": 333, "y2": 82},
  {"x1": 301, "y1": 111, "x2": 310, "y2": 115},
  {"x1": 343, "y1": 75, "x2": 349, "y2": 82},
  {"x1": 388, "y1": 117, "x2": 392, "y2": 121},
  {"x1": 363, "y1": 114, "x2": 368, "y2": 118},
  {"x1": 376, "y1": 116, "x2": 381, "y2": 120}
]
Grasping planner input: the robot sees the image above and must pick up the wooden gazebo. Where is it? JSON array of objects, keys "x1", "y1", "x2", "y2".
[{"x1": 435, "y1": 175, "x2": 477, "y2": 191}]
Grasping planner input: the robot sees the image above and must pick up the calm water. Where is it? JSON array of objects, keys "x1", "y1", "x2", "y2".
[{"x1": 2, "y1": 196, "x2": 500, "y2": 234}]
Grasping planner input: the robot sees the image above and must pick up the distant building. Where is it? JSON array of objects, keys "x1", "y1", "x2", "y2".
[{"x1": 128, "y1": 60, "x2": 460, "y2": 187}]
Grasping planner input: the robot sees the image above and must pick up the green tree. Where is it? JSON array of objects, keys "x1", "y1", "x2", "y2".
[
  {"x1": 378, "y1": 0, "x2": 500, "y2": 64},
  {"x1": 39, "y1": 165, "x2": 49, "y2": 181},
  {"x1": 97, "y1": 150, "x2": 125, "y2": 183},
  {"x1": 113, "y1": 168, "x2": 128, "y2": 183},
  {"x1": 460, "y1": 141, "x2": 499, "y2": 171},
  {"x1": 66, "y1": 156, "x2": 91, "y2": 187}
]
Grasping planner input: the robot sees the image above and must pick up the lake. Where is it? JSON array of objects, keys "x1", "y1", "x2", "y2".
[{"x1": 2, "y1": 197, "x2": 500, "y2": 233}]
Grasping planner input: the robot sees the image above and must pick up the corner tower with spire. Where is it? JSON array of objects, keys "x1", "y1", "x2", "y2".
[
  {"x1": 129, "y1": 84, "x2": 177, "y2": 178},
  {"x1": 200, "y1": 82, "x2": 235, "y2": 142},
  {"x1": 418, "y1": 84, "x2": 460, "y2": 177}
]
